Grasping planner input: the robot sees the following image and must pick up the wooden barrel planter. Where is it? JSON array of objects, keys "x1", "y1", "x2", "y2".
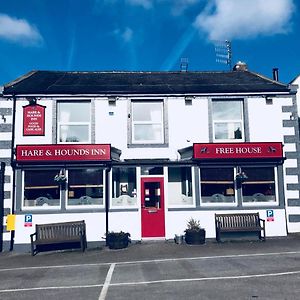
[
  {"x1": 106, "y1": 232, "x2": 131, "y2": 249},
  {"x1": 185, "y1": 229, "x2": 206, "y2": 245}
]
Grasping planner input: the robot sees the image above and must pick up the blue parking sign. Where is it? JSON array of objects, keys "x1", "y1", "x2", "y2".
[
  {"x1": 266, "y1": 210, "x2": 274, "y2": 221},
  {"x1": 25, "y1": 214, "x2": 32, "y2": 223},
  {"x1": 24, "y1": 214, "x2": 33, "y2": 227}
]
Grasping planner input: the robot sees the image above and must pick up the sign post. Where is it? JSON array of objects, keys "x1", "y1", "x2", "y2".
[{"x1": 0, "y1": 162, "x2": 5, "y2": 252}]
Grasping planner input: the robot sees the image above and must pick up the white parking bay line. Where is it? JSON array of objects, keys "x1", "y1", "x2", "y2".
[
  {"x1": 98, "y1": 263, "x2": 116, "y2": 300},
  {"x1": 109, "y1": 270, "x2": 300, "y2": 287}
]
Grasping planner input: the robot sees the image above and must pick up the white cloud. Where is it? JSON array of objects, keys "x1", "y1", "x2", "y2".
[
  {"x1": 194, "y1": 0, "x2": 295, "y2": 40},
  {"x1": 113, "y1": 27, "x2": 134, "y2": 43},
  {"x1": 171, "y1": 0, "x2": 199, "y2": 16},
  {"x1": 122, "y1": 27, "x2": 133, "y2": 42},
  {"x1": 0, "y1": 14, "x2": 43, "y2": 46},
  {"x1": 127, "y1": 0, "x2": 152, "y2": 9}
]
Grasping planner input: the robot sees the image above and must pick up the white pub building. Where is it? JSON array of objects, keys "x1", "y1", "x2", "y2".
[{"x1": 2, "y1": 63, "x2": 300, "y2": 250}]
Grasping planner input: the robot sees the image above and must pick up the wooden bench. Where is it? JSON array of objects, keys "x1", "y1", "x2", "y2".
[
  {"x1": 215, "y1": 213, "x2": 266, "y2": 242},
  {"x1": 30, "y1": 220, "x2": 87, "y2": 256}
]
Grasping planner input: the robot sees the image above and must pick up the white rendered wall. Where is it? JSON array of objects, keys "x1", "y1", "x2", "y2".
[
  {"x1": 14, "y1": 99, "x2": 53, "y2": 145},
  {"x1": 247, "y1": 96, "x2": 287, "y2": 142},
  {"x1": 165, "y1": 209, "x2": 287, "y2": 239}
]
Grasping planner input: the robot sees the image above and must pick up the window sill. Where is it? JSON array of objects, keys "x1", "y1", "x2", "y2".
[{"x1": 127, "y1": 143, "x2": 169, "y2": 148}]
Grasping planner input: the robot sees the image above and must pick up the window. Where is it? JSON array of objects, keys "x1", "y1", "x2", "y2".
[
  {"x1": 131, "y1": 101, "x2": 164, "y2": 144},
  {"x1": 241, "y1": 167, "x2": 277, "y2": 204},
  {"x1": 67, "y1": 168, "x2": 104, "y2": 207},
  {"x1": 111, "y1": 167, "x2": 137, "y2": 207},
  {"x1": 57, "y1": 101, "x2": 91, "y2": 143},
  {"x1": 23, "y1": 170, "x2": 61, "y2": 208},
  {"x1": 168, "y1": 167, "x2": 194, "y2": 206},
  {"x1": 200, "y1": 168, "x2": 236, "y2": 205},
  {"x1": 212, "y1": 100, "x2": 244, "y2": 141}
]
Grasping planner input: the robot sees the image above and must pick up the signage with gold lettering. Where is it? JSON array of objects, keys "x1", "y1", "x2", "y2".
[
  {"x1": 16, "y1": 144, "x2": 111, "y2": 162},
  {"x1": 23, "y1": 104, "x2": 45, "y2": 136},
  {"x1": 193, "y1": 143, "x2": 283, "y2": 160}
]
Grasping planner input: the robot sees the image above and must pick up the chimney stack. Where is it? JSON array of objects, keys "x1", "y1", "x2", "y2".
[{"x1": 272, "y1": 68, "x2": 279, "y2": 81}]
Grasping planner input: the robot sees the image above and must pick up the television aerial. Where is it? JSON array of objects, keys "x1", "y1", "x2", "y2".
[{"x1": 214, "y1": 40, "x2": 232, "y2": 70}]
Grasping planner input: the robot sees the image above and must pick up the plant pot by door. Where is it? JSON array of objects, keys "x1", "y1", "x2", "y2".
[{"x1": 185, "y1": 229, "x2": 206, "y2": 245}]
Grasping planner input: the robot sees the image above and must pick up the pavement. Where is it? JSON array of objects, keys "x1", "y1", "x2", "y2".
[{"x1": 1, "y1": 235, "x2": 300, "y2": 299}]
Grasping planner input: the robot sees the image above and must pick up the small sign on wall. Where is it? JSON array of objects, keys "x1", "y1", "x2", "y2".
[
  {"x1": 23, "y1": 104, "x2": 46, "y2": 136},
  {"x1": 24, "y1": 214, "x2": 33, "y2": 227},
  {"x1": 6, "y1": 214, "x2": 16, "y2": 231},
  {"x1": 266, "y1": 210, "x2": 274, "y2": 222}
]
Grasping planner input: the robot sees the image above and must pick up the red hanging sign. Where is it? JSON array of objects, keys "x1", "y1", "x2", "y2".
[
  {"x1": 193, "y1": 142, "x2": 283, "y2": 160},
  {"x1": 16, "y1": 144, "x2": 111, "y2": 162},
  {"x1": 23, "y1": 104, "x2": 45, "y2": 136}
]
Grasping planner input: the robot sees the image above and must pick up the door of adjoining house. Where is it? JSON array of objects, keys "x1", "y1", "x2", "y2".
[{"x1": 141, "y1": 177, "x2": 165, "y2": 238}]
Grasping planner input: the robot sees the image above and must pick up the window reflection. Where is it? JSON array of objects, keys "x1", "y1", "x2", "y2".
[
  {"x1": 200, "y1": 168, "x2": 236, "y2": 204},
  {"x1": 242, "y1": 167, "x2": 276, "y2": 203},
  {"x1": 168, "y1": 167, "x2": 193, "y2": 206},
  {"x1": 67, "y1": 168, "x2": 104, "y2": 206},
  {"x1": 111, "y1": 167, "x2": 137, "y2": 207},
  {"x1": 23, "y1": 170, "x2": 60, "y2": 207},
  {"x1": 57, "y1": 102, "x2": 90, "y2": 143},
  {"x1": 212, "y1": 101, "x2": 244, "y2": 141}
]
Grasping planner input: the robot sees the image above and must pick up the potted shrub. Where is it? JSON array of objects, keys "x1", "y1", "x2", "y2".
[
  {"x1": 184, "y1": 218, "x2": 206, "y2": 245},
  {"x1": 106, "y1": 231, "x2": 131, "y2": 249}
]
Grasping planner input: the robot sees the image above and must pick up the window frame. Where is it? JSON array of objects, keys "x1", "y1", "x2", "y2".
[
  {"x1": 212, "y1": 100, "x2": 245, "y2": 142},
  {"x1": 199, "y1": 167, "x2": 238, "y2": 207},
  {"x1": 21, "y1": 169, "x2": 62, "y2": 210},
  {"x1": 129, "y1": 99, "x2": 168, "y2": 146},
  {"x1": 57, "y1": 101, "x2": 91, "y2": 144},
  {"x1": 65, "y1": 168, "x2": 105, "y2": 209},
  {"x1": 199, "y1": 165, "x2": 279, "y2": 207},
  {"x1": 110, "y1": 167, "x2": 138, "y2": 209},
  {"x1": 241, "y1": 166, "x2": 279, "y2": 207},
  {"x1": 167, "y1": 166, "x2": 196, "y2": 208}
]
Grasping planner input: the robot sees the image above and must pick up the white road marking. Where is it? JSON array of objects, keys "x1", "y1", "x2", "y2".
[
  {"x1": 0, "y1": 270, "x2": 300, "y2": 294},
  {"x1": 98, "y1": 263, "x2": 115, "y2": 300},
  {"x1": 1, "y1": 250, "x2": 300, "y2": 272},
  {"x1": 109, "y1": 270, "x2": 300, "y2": 286}
]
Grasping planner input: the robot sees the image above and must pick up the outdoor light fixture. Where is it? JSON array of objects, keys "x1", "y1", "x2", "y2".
[
  {"x1": 265, "y1": 96, "x2": 273, "y2": 105},
  {"x1": 185, "y1": 96, "x2": 193, "y2": 105},
  {"x1": 108, "y1": 96, "x2": 117, "y2": 106},
  {"x1": 26, "y1": 97, "x2": 37, "y2": 106}
]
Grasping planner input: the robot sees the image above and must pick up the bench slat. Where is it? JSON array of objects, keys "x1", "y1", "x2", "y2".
[
  {"x1": 215, "y1": 213, "x2": 265, "y2": 242},
  {"x1": 31, "y1": 220, "x2": 87, "y2": 256}
]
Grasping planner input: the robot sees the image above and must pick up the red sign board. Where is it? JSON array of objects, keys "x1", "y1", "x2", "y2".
[
  {"x1": 23, "y1": 104, "x2": 45, "y2": 136},
  {"x1": 193, "y1": 143, "x2": 283, "y2": 160},
  {"x1": 16, "y1": 144, "x2": 111, "y2": 162}
]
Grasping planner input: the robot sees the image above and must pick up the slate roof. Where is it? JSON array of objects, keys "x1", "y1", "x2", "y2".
[{"x1": 3, "y1": 70, "x2": 290, "y2": 96}]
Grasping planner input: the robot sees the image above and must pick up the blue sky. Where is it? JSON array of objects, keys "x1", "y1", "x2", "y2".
[{"x1": 0, "y1": 0, "x2": 299, "y2": 86}]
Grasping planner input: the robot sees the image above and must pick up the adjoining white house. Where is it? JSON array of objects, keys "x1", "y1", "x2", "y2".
[{"x1": 2, "y1": 63, "x2": 300, "y2": 251}]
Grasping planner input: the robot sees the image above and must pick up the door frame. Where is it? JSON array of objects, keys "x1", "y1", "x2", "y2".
[{"x1": 140, "y1": 176, "x2": 166, "y2": 238}]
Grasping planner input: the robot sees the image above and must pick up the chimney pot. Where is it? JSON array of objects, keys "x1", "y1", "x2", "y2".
[
  {"x1": 272, "y1": 68, "x2": 279, "y2": 81},
  {"x1": 233, "y1": 61, "x2": 248, "y2": 71}
]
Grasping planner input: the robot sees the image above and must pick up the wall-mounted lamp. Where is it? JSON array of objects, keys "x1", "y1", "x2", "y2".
[
  {"x1": 1, "y1": 115, "x2": 6, "y2": 123},
  {"x1": 265, "y1": 96, "x2": 273, "y2": 105},
  {"x1": 108, "y1": 96, "x2": 118, "y2": 106},
  {"x1": 185, "y1": 96, "x2": 194, "y2": 105},
  {"x1": 26, "y1": 97, "x2": 37, "y2": 106}
]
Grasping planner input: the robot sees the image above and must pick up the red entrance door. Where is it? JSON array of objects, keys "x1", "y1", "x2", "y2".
[{"x1": 141, "y1": 177, "x2": 165, "y2": 238}]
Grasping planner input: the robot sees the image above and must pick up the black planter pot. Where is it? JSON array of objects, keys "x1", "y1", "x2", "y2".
[
  {"x1": 185, "y1": 229, "x2": 206, "y2": 245},
  {"x1": 106, "y1": 233, "x2": 130, "y2": 249}
]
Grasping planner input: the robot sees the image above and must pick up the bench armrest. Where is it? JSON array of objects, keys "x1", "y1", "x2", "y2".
[
  {"x1": 30, "y1": 232, "x2": 37, "y2": 256},
  {"x1": 30, "y1": 232, "x2": 37, "y2": 240}
]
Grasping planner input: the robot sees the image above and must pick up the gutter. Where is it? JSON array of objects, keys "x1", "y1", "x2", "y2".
[{"x1": 9, "y1": 94, "x2": 17, "y2": 251}]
